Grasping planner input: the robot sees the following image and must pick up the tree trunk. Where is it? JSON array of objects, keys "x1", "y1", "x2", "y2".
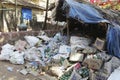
[{"x1": 4, "y1": 10, "x2": 17, "y2": 32}]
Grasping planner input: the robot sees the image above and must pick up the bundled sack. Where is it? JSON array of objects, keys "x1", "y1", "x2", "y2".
[
  {"x1": 10, "y1": 51, "x2": 25, "y2": 64},
  {"x1": 0, "y1": 44, "x2": 15, "y2": 60}
]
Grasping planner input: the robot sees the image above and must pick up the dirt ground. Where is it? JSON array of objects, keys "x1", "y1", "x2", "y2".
[{"x1": 0, "y1": 61, "x2": 51, "y2": 80}]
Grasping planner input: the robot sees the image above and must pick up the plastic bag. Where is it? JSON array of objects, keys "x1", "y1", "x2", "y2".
[
  {"x1": 59, "y1": 45, "x2": 71, "y2": 54},
  {"x1": 24, "y1": 36, "x2": 39, "y2": 47},
  {"x1": 24, "y1": 47, "x2": 41, "y2": 61},
  {"x1": 15, "y1": 40, "x2": 27, "y2": 51},
  {"x1": 0, "y1": 49, "x2": 13, "y2": 60},
  {"x1": 0, "y1": 44, "x2": 14, "y2": 60},
  {"x1": 10, "y1": 51, "x2": 25, "y2": 64}
]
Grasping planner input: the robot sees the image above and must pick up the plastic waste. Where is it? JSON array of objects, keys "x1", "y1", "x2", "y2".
[
  {"x1": 24, "y1": 47, "x2": 41, "y2": 61},
  {"x1": 69, "y1": 53, "x2": 84, "y2": 62},
  {"x1": 70, "y1": 36, "x2": 91, "y2": 46},
  {"x1": 10, "y1": 51, "x2": 25, "y2": 64},
  {"x1": 15, "y1": 40, "x2": 27, "y2": 51},
  {"x1": 50, "y1": 66, "x2": 64, "y2": 77},
  {"x1": 7, "y1": 67, "x2": 13, "y2": 72},
  {"x1": 53, "y1": 32, "x2": 62, "y2": 42},
  {"x1": 2, "y1": 43, "x2": 15, "y2": 50},
  {"x1": 108, "y1": 66, "x2": 120, "y2": 80},
  {"x1": 0, "y1": 44, "x2": 14, "y2": 60},
  {"x1": 24, "y1": 36, "x2": 39, "y2": 47},
  {"x1": 59, "y1": 45, "x2": 71, "y2": 54},
  {"x1": 37, "y1": 35, "x2": 50, "y2": 42}
]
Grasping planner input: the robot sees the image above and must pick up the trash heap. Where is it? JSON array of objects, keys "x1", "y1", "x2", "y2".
[{"x1": 0, "y1": 31, "x2": 120, "y2": 80}]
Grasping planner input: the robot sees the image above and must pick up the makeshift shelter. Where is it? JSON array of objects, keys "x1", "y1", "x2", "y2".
[{"x1": 53, "y1": 0, "x2": 120, "y2": 58}]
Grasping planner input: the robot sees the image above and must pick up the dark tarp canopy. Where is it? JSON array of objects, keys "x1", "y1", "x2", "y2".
[
  {"x1": 54, "y1": 0, "x2": 120, "y2": 25},
  {"x1": 65, "y1": 0, "x2": 109, "y2": 23}
]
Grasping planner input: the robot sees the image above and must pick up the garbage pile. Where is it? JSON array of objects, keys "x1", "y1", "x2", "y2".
[{"x1": 0, "y1": 31, "x2": 120, "y2": 80}]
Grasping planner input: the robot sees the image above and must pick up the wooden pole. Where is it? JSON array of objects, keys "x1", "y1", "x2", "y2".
[
  {"x1": 15, "y1": 0, "x2": 17, "y2": 31},
  {"x1": 43, "y1": 0, "x2": 49, "y2": 30},
  {"x1": 15, "y1": 0, "x2": 17, "y2": 19},
  {"x1": 67, "y1": 19, "x2": 70, "y2": 44}
]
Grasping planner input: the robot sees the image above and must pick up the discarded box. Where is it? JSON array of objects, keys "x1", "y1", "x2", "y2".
[
  {"x1": 82, "y1": 47, "x2": 97, "y2": 54},
  {"x1": 94, "y1": 38, "x2": 105, "y2": 50},
  {"x1": 103, "y1": 62, "x2": 112, "y2": 75},
  {"x1": 83, "y1": 58, "x2": 103, "y2": 70},
  {"x1": 69, "y1": 53, "x2": 84, "y2": 62},
  {"x1": 50, "y1": 66, "x2": 64, "y2": 77},
  {"x1": 20, "y1": 69, "x2": 28, "y2": 75}
]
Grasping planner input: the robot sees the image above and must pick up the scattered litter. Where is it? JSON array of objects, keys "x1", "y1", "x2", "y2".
[
  {"x1": 24, "y1": 36, "x2": 39, "y2": 47},
  {"x1": 83, "y1": 58, "x2": 103, "y2": 70},
  {"x1": 69, "y1": 53, "x2": 84, "y2": 62},
  {"x1": 29, "y1": 70, "x2": 39, "y2": 76},
  {"x1": 69, "y1": 69, "x2": 82, "y2": 80},
  {"x1": 82, "y1": 47, "x2": 97, "y2": 54},
  {"x1": 0, "y1": 44, "x2": 14, "y2": 60},
  {"x1": 50, "y1": 66, "x2": 64, "y2": 77},
  {"x1": 108, "y1": 66, "x2": 120, "y2": 80},
  {"x1": 37, "y1": 35, "x2": 51, "y2": 42},
  {"x1": 24, "y1": 47, "x2": 41, "y2": 61},
  {"x1": 15, "y1": 40, "x2": 27, "y2": 51},
  {"x1": 0, "y1": 31, "x2": 119, "y2": 79},
  {"x1": 59, "y1": 45, "x2": 71, "y2": 54},
  {"x1": 7, "y1": 67, "x2": 14, "y2": 72},
  {"x1": 10, "y1": 51, "x2": 25, "y2": 64},
  {"x1": 20, "y1": 69, "x2": 28, "y2": 75},
  {"x1": 94, "y1": 37, "x2": 105, "y2": 50}
]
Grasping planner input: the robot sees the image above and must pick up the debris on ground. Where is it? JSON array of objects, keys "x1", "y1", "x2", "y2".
[{"x1": 0, "y1": 31, "x2": 120, "y2": 80}]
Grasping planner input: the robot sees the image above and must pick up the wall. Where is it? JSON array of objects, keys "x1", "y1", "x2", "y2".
[
  {"x1": 0, "y1": 30, "x2": 58, "y2": 51},
  {"x1": 2, "y1": 3, "x2": 44, "y2": 32}
]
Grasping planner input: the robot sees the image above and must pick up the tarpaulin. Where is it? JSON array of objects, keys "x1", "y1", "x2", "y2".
[
  {"x1": 65, "y1": 0, "x2": 109, "y2": 23},
  {"x1": 22, "y1": 8, "x2": 32, "y2": 20},
  {"x1": 107, "y1": 23, "x2": 120, "y2": 58}
]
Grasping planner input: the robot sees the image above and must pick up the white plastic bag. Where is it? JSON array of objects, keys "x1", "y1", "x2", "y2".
[
  {"x1": 24, "y1": 36, "x2": 39, "y2": 47},
  {"x1": 2, "y1": 43, "x2": 15, "y2": 50},
  {"x1": 53, "y1": 33, "x2": 62, "y2": 42},
  {"x1": 59, "y1": 45, "x2": 71, "y2": 54},
  {"x1": 108, "y1": 66, "x2": 120, "y2": 80},
  {"x1": 0, "y1": 44, "x2": 14, "y2": 60},
  {"x1": 10, "y1": 51, "x2": 25, "y2": 64},
  {"x1": 70, "y1": 36, "x2": 91, "y2": 46},
  {"x1": 24, "y1": 47, "x2": 41, "y2": 61},
  {"x1": 0, "y1": 49, "x2": 13, "y2": 60}
]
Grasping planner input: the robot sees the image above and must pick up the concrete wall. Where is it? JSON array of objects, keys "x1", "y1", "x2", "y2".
[{"x1": 0, "y1": 30, "x2": 58, "y2": 51}]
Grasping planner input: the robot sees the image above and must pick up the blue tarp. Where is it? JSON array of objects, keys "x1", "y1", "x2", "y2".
[
  {"x1": 107, "y1": 23, "x2": 120, "y2": 58},
  {"x1": 22, "y1": 8, "x2": 32, "y2": 20},
  {"x1": 65, "y1": 0, "x2": 109, "y2": 23}
]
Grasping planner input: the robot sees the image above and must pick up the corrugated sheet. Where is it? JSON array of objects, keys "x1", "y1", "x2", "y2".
[{"x1": 1, "y1": 0, "x2": 45, "y2": 10}]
